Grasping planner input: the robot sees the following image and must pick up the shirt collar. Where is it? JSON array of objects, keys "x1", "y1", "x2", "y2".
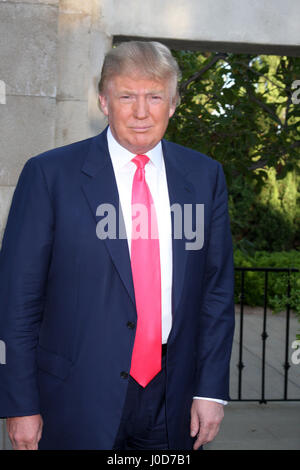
[{"x1": 107, "y1": 126, "x2": 163, "y2": 172}]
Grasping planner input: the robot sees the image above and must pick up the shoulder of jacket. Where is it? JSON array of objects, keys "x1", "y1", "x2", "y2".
[{"x1": 162, "y1": 139, "x2": 221, "y2": 172}]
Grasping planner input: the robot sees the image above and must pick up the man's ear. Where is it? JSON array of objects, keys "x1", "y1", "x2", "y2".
[
  {"x1": 169, "y1": 102, "x2": 176, "y2": 118},
  {"x1": 99, "y1": 94, "x2": 109, "y2": 116}
]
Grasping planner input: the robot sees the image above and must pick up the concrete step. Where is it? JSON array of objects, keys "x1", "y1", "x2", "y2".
[{"x1": 205, "y1": 401, "x2": 300, "y2": 450}]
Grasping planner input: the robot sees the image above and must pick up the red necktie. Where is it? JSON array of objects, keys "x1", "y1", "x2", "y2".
[{"x1": 129, "y1": 154, "x2": 162, "y2": 387}]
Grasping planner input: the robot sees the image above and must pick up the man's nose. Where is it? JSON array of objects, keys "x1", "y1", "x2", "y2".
[{"x1": 134, "y1": 97, "x2": 149, "y2": 119}]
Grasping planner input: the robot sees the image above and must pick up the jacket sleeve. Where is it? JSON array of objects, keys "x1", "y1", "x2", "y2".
[
  {"x1": 194, "y1": 162, "x2": 235, "y2": 401},
  {"x1": 0, "y1": 156, "x2": 54, "y2": 417}
]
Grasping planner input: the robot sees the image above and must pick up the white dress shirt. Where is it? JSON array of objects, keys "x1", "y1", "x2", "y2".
[{"x1": 106, "y1": 127, "x2": 227, "y2": 405}]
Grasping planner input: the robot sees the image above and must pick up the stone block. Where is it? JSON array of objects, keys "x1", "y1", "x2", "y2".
[
  {"x1": 59, "y1": 0, "x2": 93, "y2": 15},
  {"x1": 0, "y1": 1, "x2": 58, "y2": 4},
  {"x1": 55, "y1": 100, "x2": 94, "y2": 147},
  {"x1": 101, "y1": 0, "x2": 300, "y2": 49},
  {"x1": 0, "y1": 95, "x2": 56, "y2": 186},
  {"x1": 0, "y1": 2, "x2": 58, "y2": 98},
  {"x1": 56, "y1": 11, "x2": 92, "y2": 101},
  {"x1": 55, "y1": 98, "x2": 107, "y2": 147}
]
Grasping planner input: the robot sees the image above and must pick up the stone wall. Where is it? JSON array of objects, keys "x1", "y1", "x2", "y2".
[
  {"x1": 0, "y1": 0, "x2": 299, "y2": 450},
  {"x1": 103, "y1": 0, "x2": 300, "y2": 55},
  {"x1": 0, "y1": 1, "x2": 57, "y2": 243},
  {"x1": 0, "y1": 0, "x2": 111, "y2": 245}
]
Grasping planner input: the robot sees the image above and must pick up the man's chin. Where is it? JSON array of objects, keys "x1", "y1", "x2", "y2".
[{"x1": 126, "y1": 137, "x2": 157, "y2": 155}]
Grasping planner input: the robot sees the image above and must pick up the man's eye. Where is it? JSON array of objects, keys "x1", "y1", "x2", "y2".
[
  {"x1": 152, "y1": 96, "x2": 161, "y2": 100},
  {"x1": 119, "y1": 95, "x2": 134, "y2": 102}
]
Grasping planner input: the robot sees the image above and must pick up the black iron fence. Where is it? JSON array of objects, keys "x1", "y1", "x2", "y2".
[{"x1": 232, "y1": 267, "x2": 300, "y2": 403}]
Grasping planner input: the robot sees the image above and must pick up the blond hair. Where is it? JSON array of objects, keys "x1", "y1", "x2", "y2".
[{"x1": 98, "y1": 41, "x2": 181, "y2": 105}]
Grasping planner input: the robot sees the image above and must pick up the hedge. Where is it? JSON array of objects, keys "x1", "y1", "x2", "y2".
[{"x1": 234, "y1": 250, "x2": 300, "y2": 318}]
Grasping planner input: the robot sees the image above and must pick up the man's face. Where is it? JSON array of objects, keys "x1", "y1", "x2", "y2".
[{"x1": 99, "y1": 74, "x2": 176, "y2": 154}]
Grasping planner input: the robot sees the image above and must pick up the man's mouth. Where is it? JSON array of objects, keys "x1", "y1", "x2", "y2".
[{"x1": 130, "y1": 126, "x2": 152, "y2": 133}]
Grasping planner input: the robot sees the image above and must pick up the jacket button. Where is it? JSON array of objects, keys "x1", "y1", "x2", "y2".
[
  {"x1": 127, "y1": 321, "x2": 135, "y2": 329},
  {"x1": 120, "y1": 371, "x2": 128, "y2": 379}
]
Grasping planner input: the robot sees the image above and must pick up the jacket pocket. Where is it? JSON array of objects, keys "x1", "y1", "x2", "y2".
[{"x1": 36, "y1": 344, "x2": 73, "y2": 380}]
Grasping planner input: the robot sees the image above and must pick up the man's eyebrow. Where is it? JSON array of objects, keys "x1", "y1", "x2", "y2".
[
  {"x1": 148, "y1": 90, "x2": 165, "y2": 95},
  {"x1": 116, "y1": 89, "x2": 166, "y2": 95},
  {"x1": 117, "y1": 90, "x2": 134, "y2": 95}
]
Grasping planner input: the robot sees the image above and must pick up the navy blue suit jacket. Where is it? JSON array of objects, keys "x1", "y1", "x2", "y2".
[{"x1": 0, "y1": 128, "x2": 235, "y2": 449}]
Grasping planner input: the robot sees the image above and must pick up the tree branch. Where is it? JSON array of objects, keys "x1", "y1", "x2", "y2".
[
  {"x1": 247, "y1": 90, "x2": 283, "y2": 126},
  {"x1": 232, "y1": 60, "x2": 286, "y2": 91},
  {"x1": 247, "y1": 159, "x2": 268, "y2": 171},
  {"x1": 180, "y1": 53, "x2": 228, "y2": 94}
]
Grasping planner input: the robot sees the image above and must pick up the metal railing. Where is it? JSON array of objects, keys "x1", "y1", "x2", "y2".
[{"x1": 232, "y1": 267, "x2": 300, "y2": 403}]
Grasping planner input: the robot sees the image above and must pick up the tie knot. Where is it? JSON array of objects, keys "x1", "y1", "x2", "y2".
[{"x1": 132, "y1": 154, "x2": 150, "y2": 170}]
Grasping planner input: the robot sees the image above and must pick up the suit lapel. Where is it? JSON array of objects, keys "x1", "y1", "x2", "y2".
[
  {"x1": 81, "y1": 129, "x2": 136, "y2": 306},
  {"x1": 80, "y1": 131, "x2": 196, "y2": 318},
  {"x1": 162, "y1": 140, "x2": 196, "y2": 317}
]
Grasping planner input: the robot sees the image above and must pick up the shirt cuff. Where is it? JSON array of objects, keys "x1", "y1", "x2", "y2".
[{"x1": 193, "y1": 396, "x2": 228, "y2": 405}]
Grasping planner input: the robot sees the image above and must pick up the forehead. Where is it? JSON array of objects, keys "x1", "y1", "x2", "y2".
[{"x1": 107, "y1": 74, "x2": 170, "y2": 94}]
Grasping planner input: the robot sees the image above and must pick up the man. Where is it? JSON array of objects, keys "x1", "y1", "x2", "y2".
[{"x1": 0, "y1": 41, "x2": 235, "y2": 450}]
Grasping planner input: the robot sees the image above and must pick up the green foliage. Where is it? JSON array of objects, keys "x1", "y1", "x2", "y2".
[
  {"x1": 229, "y1": 169, "x2": 300, "y2": 251},
  {"x1": 167, "y1": 50, "x2": 300, "y2": 251},
  {"x1": 234, "y1": 250, "x2": 300, "y2": 319},
  {"x1": 167, "y1": 51, "x2": 300, "y2": 184}
]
